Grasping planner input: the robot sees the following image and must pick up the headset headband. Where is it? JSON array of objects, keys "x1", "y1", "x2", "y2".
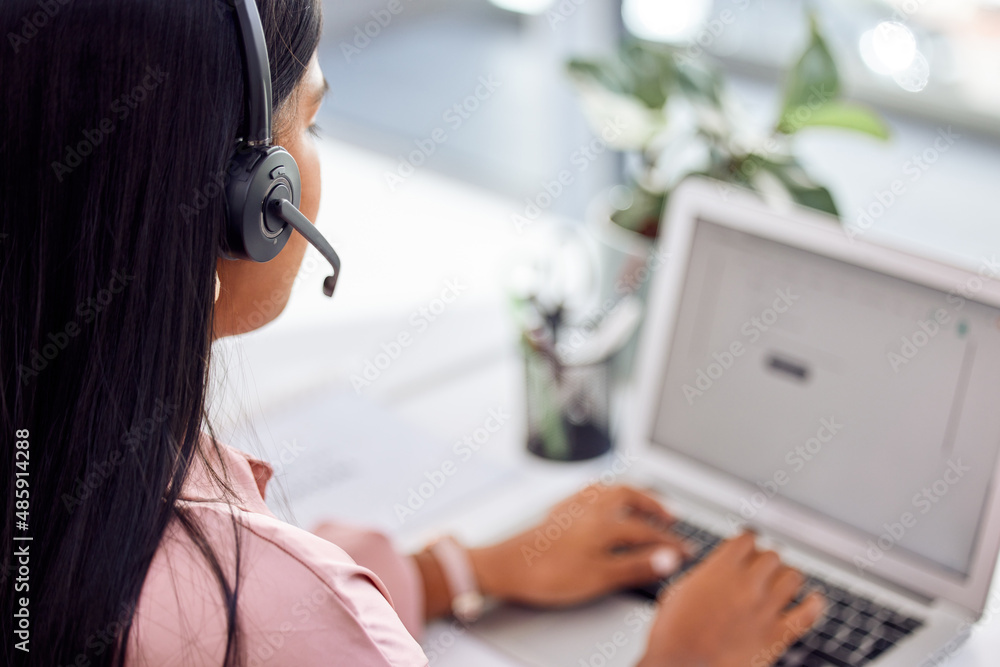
[
  {"x1": 223, "y1": 0, "x2": 342, "y2": 297},
  {"x1": 232, "y1": 0, "x2": 272, "y2": 146}
]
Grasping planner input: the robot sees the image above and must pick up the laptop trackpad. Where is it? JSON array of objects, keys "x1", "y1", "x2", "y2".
[{"x1": 471, "y1": 595, "x2": 653, "y2": 667}]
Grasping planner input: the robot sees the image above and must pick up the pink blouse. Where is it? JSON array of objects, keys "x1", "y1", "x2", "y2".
[{"x1": 127, "y1": 439, "x2": 429, "y2": 666}]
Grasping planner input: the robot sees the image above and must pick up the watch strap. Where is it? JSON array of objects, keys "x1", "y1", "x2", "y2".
[{"x1": 429, "y1": 536, "x2": 485, "y2": 624}]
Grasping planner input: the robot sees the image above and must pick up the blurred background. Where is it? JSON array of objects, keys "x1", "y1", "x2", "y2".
[
  {"x1": 205, "y1": 5, "x2": 1000, "y2": 660},
  {"x1": 315, "y1": 0, "x2": 1000, "y2": 239},
  {"x1": 213, "y1": 0, "x2": 1000, "y2": 544}
]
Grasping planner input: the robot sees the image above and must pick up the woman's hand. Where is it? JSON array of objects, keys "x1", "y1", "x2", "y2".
[
  {"x1": 639, "y1": 532, "x2": 826, "y2": 667},
  {"x1": 467, "y1": 484, "x2": 692, "y2": 608}
]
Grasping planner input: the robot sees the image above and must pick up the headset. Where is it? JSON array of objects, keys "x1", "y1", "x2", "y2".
[{"x1": 222, "y1": 0, "x2": 341, "y2": 297}]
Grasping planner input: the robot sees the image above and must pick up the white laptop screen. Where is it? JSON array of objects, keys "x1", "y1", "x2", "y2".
[{"x1": 651, "y1": 218, "x2": 1000, "y2": 577}]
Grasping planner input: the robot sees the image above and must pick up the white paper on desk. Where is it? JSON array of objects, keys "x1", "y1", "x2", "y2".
[{"x1": 226, "y1": 389, "x2": 516, "y2": 539}]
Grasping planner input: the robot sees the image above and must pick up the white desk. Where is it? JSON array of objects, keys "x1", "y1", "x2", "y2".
[
  {"x1": 219, "y1": 311, "x2": 1000, "y2": 666},
  {"x1": 211, "y1": 139, "x2": 1000, "y2": 666},
  {"x1": 404, "y1": 353, "x2": 1000, "y2": 667}
]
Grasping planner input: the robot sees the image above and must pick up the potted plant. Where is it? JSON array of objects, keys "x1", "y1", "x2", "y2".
[{"x1": 565, "y1": 15, "x2": 891, "y2": 374}]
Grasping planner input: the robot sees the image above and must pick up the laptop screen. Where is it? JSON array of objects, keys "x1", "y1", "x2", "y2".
[{"x1": 651, "y1": 218, "x2": 1000, "y2": 577}]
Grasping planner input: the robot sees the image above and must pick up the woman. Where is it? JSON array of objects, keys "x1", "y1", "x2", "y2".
[{"x1": 0, "y1": 1, "x2": 825, "y2": 665}]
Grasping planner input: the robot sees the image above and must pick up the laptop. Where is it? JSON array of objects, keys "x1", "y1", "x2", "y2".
[{"x1": 472, "y1": 178, "x2": 1000, "y2": 666}]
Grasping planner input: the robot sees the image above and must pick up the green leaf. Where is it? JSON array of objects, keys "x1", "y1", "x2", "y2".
[
  {"x1": 610, "y1": 186, "x2": 666, "y2": 237},
  {"x1": 786, "y1": 183, "x2": 839, "y2": 216},
  {"x1": 619, "y1": 41, "x2": 679, "y2": 109},
  {"x1": 779, "y1": 15, "x2": 840, "y2": 128},
  {"x1": 675, "y1": 63, "x2": 724, "y2": 106},
  {"x1": 567, "y1": 59, "x2": 633, "y2": 98},
  {"x1": 779, "y1": 101, "x2": 890, "y2": 139},
  {"x1": 755, "y1": 155, "x2": 841, "y2": 219},
  {"x1": 568, "y1": 41, "x2": 686, "y2": 110}
]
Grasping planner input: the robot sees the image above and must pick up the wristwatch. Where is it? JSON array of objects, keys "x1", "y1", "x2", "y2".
[{"x1": 429, "y1": 536, "x2": 485, "y2": 624}]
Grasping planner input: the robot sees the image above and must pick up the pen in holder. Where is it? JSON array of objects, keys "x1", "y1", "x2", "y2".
[
  {"x1": 510, "y1": 223, "x2": 642, "y2": 462},
  {"x1": 520, "y1": 294, "x2": 620, "y2": 462},
  {"x1": 523, "y1": 333, "x2": 612, "y2": 461}
]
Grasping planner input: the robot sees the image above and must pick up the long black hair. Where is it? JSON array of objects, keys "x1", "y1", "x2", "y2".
[{"x1": 0, "y1": 1, "x2": 321, "y2": 665}]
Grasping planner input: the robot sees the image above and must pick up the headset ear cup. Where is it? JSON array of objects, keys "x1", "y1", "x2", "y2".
[{"x1": 223, "y1": 144, "x2": 301, "y2": 262}]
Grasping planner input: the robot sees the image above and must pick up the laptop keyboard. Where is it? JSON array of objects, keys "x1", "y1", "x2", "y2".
[{"x1": 633, "y1": 520, "x2": 925, "y2": 667}]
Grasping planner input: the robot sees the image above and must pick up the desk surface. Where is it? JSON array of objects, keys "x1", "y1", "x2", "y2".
[
  {"x1": 211, "y1": 139, "x2": 1000, "y2": 666},
  {"x1": 407, "y1": 355, "x2": 1000, "y2": 667},
  {"x1": 219, "y1": 310, "x2": 1000, "y2": 667}
]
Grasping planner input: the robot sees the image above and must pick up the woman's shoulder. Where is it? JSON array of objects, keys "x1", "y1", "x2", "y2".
[{"x1": 127, "y1": 445, "x2": 428, "y2": 666}]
